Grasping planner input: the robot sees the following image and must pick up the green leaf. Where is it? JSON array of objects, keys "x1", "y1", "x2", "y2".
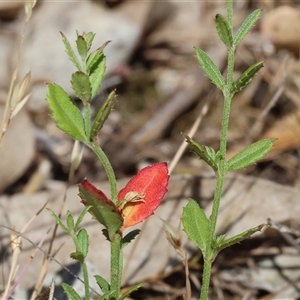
[
  {"x1": 122, "y1": 229, "x2": 141, "y2": 248},
  {"x1": 47, "y1": 208, "x2": 69, "y2": 234},
  {"x1": 66, "y1": 211, "x2": 75, "y2": 230},
  {"x1": 60, "y1": 32, "x2": 82, "y2": 71},
  {"x1": 227, "y1": 138, "x2": 276, "y2": 171},
  {"x1": 90, "y1": 90, "x2": 116, "y2": 142},
  {"x1": 78, "y1": 179, "x2": 123, "y2": 240},
  {"x1": 46, "y1": 83, "x2": 87, "y2": 142},
  {"x1": 95, "y1": 275, "x2": 110, "y2": 293},
  {"x1": 99, "y1": 290, "x2": 117, "y2": 300},
  {"x1": 87, "y1": 46, "x2": 107, "y2": 98},
  {"x1": 85, "y1": 32, "x2": 95, "y2": 52},
  {"x1": 70, "y1": 251, "x2": 84, "y2": 263},
  {"x1": 231, "y1": 61, "x2": 264, "y2": 94},
  {"x1": 119, "y1": 283, "x2": 144, "y2": 300},
  {"x1": 76, "y1": 228, "x2": 89, "y2": 258},
  {"x1": 182, "y1": 200, "x2": 210, "y2": 256},
  {"x1": 214, "y1": 223, "x2": 266, "y2": 255},
  {"x1": 194, "y1": 47, "x2": 225, "y2": 90},
  {"x1": 233, "y1": 9, "x2": 261, "y2": 46},
  {"x1": 71, "y1": 71, "x2": 92, "y2": 103},
  {"x1": 76, "y1": 35, "x2": 88, "y2": 61},
  {"x1": 61, "y1": 283, "x2": 82, "y2": 300},
  {"x1": 184, "y1": 134, "x2": 218, "y2": 171},
  {"x1": 74, "y1": 206, "x2": 92, "y2": 232},
  {"x1": 215, "y1": 14, "x2": 233, "y2": 48}
]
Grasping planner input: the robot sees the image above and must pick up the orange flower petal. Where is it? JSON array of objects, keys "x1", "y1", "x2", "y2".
[{"x1": 118, "y1": 162, "x2": 169, "y2": 229}]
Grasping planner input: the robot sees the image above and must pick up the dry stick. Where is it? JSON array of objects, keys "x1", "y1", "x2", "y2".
[
  {"x1": 0, "y1": 200, "x2": 49, "y2": 300},
  {"x1": 0, "y1": 225, "x2": 100, "y2": 297},
  {"x1": 0, "y1": 2, "x2": 35, "y2": 146},
  {"x1": 5, "y1": 230, "x2": 51, "y2": 300}
]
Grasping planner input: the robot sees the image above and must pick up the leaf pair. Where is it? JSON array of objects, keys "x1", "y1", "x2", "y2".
[
  {"x1": 182, "y1": 199, "x2": 266, "y2": 261},
  {"x1": 196, "y1": 9, "x2": 263, "y2": 95},
  {"x1": 185, "y1": 135, "x2": 275, "y2": 173}
]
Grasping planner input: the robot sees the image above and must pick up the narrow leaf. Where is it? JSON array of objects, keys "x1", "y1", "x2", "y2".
[
  {"x1": 182, "y1": 200, "x2": 210, "y2": 255},
  {"x1": 66, "y1": 211, "x2": 75, "y2": 230},
  {"x1": 46, "y1": 83, "x2": 87, "y2": 141},
  {"x1": 85, "y1": 32, "x2": 95, "y2": 52},
  {"x1": 77, "y1": 228, "x2": 89, "y2": 258},
  {"x1": 47, "y1": 208, "x2": 69, "y2": 234},
  {"x1": 95, "y1": 275, "x2": 110, "y2": 293},
  {"x1": 234, "y1": 9, "x2": 261, "y2": 46},
  {"x1": 99, "y1": 290, "x2": 117, "y2": 300},
  {"x1": 61, "y1": 283, "x2": 81, "y2": 300},
  {"x1": 227, "y1": 138, "x2": 276, "y2": 171},
  {"x1": 215, "y1": 14, "x2": 233, "y2": 48},
  {"x1": 70, "y1": 251, "x2": 84, "y2": 263},
  {"x1": 215, "y1": 223, "x2": 266, "y2": 255},
  {"x1": 184, "y1": 134, "x2": 218, "y2": 171},
  {"x1": 76, "y1": 35, "x2": 88, "y2": 61},
  {"x1": 119, "y1": 284, "x2": 144, "y2": 300},
  {"x1": 71, "y1": 71, "x2": 92, "y2": 103},
  {"x1": 194, "y1": 47, "x2": 225, "y2": 90},
  {"x1": 231, "y1": 61, "x2": 264, "y2": 94},
  {"x1": 60, "y1": 32, "x2": 82, "y2": 71},
  {"x1": 90, "y1": 90, "x2": 116, "y2": 142},
  {"x1": 74, "y1": 206, "x2": 92, "y2": 232},
  {"x1": 88, "y1": 49, "x2": 106, "y2": 97},
  {"x1": 122, "y1": 229, "x2": 141, "y2": 248},
  {"x1": 78, "y1": 179, "x2": 123, "y2": 239}
]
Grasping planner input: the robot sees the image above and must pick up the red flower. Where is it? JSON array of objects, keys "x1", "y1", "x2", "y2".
[{"x1": 79, "y1": 162, "x2": 169, "y2": 233}]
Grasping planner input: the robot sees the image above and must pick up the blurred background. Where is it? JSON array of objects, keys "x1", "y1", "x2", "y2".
[{"x1": 1, "y1": 1, "x2": 300, "y2": 299}]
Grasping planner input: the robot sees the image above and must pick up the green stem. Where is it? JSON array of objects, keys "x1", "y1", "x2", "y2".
[
  {"x1": 88, "y1": 143, "x2": 118, "y2": 203},
  {"x1": 70, "y1": 232, "x2": 90, "y2": 299},
  {"x1": 110, "y1": 233, "x2": 123, "y2": 300},
  {"x1": 82, "y1": 261, "x2": 91, "y2": 300},
  {"x1": 200, "y1": 1, "x2": 235, "y2": 300},
  {"x1": 200, "y1": 259, "x2": 212, "y2": 300}
]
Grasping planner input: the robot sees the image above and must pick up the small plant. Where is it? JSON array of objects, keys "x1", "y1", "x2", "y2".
[
  {"x1": 181, "y1": 1, "x2": 275, "y2": 299},
  {"x1": 46, "y1": 32, "x2": 169, "y2": 299},
  {"x1": 45, "y1": 1, "x2": 275, "y2": 299}
]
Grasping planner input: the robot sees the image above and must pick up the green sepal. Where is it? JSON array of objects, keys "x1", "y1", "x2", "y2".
[
  {"x1": 66, "y1": 210, "x2": 75, "y2": 230},
  {"x1": 71, "y1": 71, "x2": 92, "y2": 103},
  {"x1": 78, "y1": 179, "x2": 123, "y2": 241},
  {"x1": 119, "y1": 284, "x2": 144, "y2": 300},
  {"x1": 184, "y1": 134, "x2": 218, "y2": 171},
  {"x1": 215, "y1": 14, "x2": 233, "y2": 48},
  {"x1": 46, "y1": 83, "x2": 87, "y2": 142},
  {"x1": 194, "y1": 47, "x2": 225, "y2": 90},
  {"x1": 231, "y1": 61, "x2": 264, "y2": 94},
  {"x1": 90, "y1": 90, "x2": 116, "y2": 142},
  {"x1": 76, "y1": 35, "x2": 88, "y2": 61},
  {"x1": 122, "y1": 229, "x2": 141, "y2": 248},
  {"x1": 60, "y1": 32, "x2": 82, "y2": 71},
  {"x1": 182, "y1": 199, "x2": 210, "y2": 256},
  {"x1": 227, "y1": 138, "x2": 276, "y2": 171},
  {"x1": 47, "y1": 208, "x2": 69, "y2": 234},
  {"x1": 61, "y1": 283, "x2": 82, "y2": 300},
  {"x1": 86, "y1": 42, "x2": 109, "y2": 97},
  {"x1": 234, "y1": 9, "x2": 261, "y2": 46},
  {"x1": 95, "y1": 275, "x2": 110, "y2": 293},
  {"x1": 213, "y1": 223, "x2": 266, "y2": 257}
]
